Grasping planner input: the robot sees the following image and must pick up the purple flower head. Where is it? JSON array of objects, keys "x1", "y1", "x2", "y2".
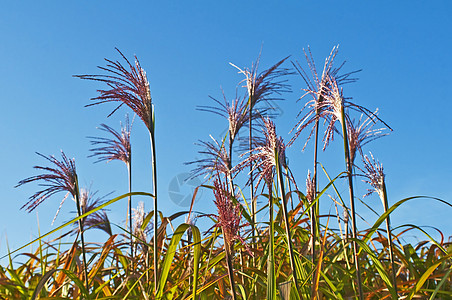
[
  {"x1": 76, "y1": 49, "x2": 153, "y2": 131},
  {"x1": 306, "y1": 170, "x2": 316, "y2": 204},
  {"x1": 88, "y1": 115, "x2": 132, "y2": 166},
  {"x1": 16, "y1": 152, "x2": 78, "y2": 213},
  {"x1": 198, "y1": 92, "x2": 251, "y2": 144},
  {"x1": 186, "y1": 135, "x2": 233, "y2": 180},
  {"x1": 212, "y1": 178, "x2": 251, "y2": 255},
  {"x1": 346, "y1": 110, "x2": 388, "y2": 164},
  {"x1": 231, "y1": 54, "x2": 292, "y2": 116},
  {"x1": 322, "y1": 75, "x2": 392, "y2": 151},
  {"x1": 361, "y1": 152, "x2": 385, "y2": 199},
  {"x1": 290, "y1": 46, "x2": 360, "y2": 150},
  {"x1": 72, "y1": 188, "x2": 112, "y2": 236},
  {"x1": 235, "y1": 118, "x2": 287, "y2": 190},
  {"x1": 132, "y1": 201, "x2": 148, "y2": 243}
]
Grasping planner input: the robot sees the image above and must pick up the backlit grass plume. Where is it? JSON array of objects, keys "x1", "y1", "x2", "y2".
[
  {"x1": 77, "y1": 49, "x2": 159, "y2": 292},
  {"x1": 17, "y1": 152, "x2": 77, "y2": 213},
  {"x1": 361, "y1": 152, "x2": 398, "y2": 296},
  {"x1": 236, "y1": 118, "x2": 287, "y2": 190},
  {"x1": 72, "y1": 188, "x2": 112, "y2": 236},
  {"x1": 211, "y1": 178, "x2": 246, "y2": 300},
  {"x1": 289, "y1": 47, "x2": 360, "y2": 279},
  {"x1": 346, "y1": 110, "x2": 389, "y2": 164},
  {"x1": 236, "y1": 117, "x2": 299, "y2": 295},
  {"x1": 88, "y1": 116, "x2": 132, "y2": 165},
  {"x1": 290, "y1": 46, "x2": 359, "y2": 150},
  {"x1": 198, "y1": 93, "x2": 250, "y2": 146},
  {"x1": 187, "y1": 135, "x2": 233, "y2": 183},
  {"x1": 76, "y1": 49, "x2": 153, "y2": 129},
  {"x1": 16, "y1": 151, "x2": 90, "y2": 291},
  {"x1": 88, "y1": 115, "x2": 133, "y2": 254},
  {"x1": 232, "y1": 54, "x2": 292, "y2": 263}
]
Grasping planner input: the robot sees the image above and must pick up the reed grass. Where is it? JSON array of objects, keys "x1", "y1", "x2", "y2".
[{"x1": 2, "y1": 48, "x2": 451, "y2": 300}]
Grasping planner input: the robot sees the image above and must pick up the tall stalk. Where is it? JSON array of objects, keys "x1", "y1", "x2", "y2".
[
  {"x1": 311, "y1": 118, "x2": 320, "y2": 267},
  {"x1": 339, "y1": 105, "x2": 364, "y2": 300},
  {"x1": 362, "y1": 153, "x2": 397, "y2": 296},
  {"x1": 77, "y1": 50, "x2": 157, "y2": 293},
  {"x1": 17, "y1": 151, "x2": 90, "y2": 292},
  {"x1": 267, "y1": 183, "x2": 276, "y2": 300},
  {"x1": 275, "y1": 158, "x2": 299, "y2": 291},
  {"x1": 148, "y1": 113, "x2": 158, "y2": 293},
  {"x1": 74, "y1": 175, "x2": 90, "y2": 291},
  {"x1": 290, "y1": 47, "x2": 356, "y2": 276},
  {"x1": 87, "y1": 119, "x2": 133, "y2": 256},
  {"x1": 230, "y1": 55, "x2": 291, "y2": 263},
  {"x1": 127, "y1": 161, "x2": 133, "y2": 258},
  {"x1": 224, "y1": 228, "x2": 237, "y2": 300},
  {"x1": 381, "y1": 181, "x2": 398, "y2": 296},
  {"x1": 249, "y1": 101, "x2": 257, "y2": 258}
]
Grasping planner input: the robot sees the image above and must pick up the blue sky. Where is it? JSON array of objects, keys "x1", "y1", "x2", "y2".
[{"x1": 1, "y1": 1, "x2": 451, "y2": 258}]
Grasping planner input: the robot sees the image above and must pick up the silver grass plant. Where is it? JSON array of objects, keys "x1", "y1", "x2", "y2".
[
  {"x1": 76, "y1": 49, "x2": 159, "y2": 292},
  {"x1": 231, "y1": 54, "x2": 292, "y2": 264},
  {"x1": 236, "y1": 117, "x2": 299, "y2": 297},
  {"x1": 16, "y1": 152, "x2": 90, "y2": 291},
  {"x1": 346, "y1": 110, "x2": 389, "y2": 165},
  {"x1": 211, "y1": 178, "x2": 249, "y2": 300},
  {"x1": 289, "y1": 46, "x2": 360, "y2": 277},
  {"x1": 361, "y1": 152, "x2": 398, "y2": 296},
  {"x1": 88, "y1": 115, "x2": 133, "y2": 255},
  {"x1": 71, "y1": 188, "x2": 112, "y2": 236}
]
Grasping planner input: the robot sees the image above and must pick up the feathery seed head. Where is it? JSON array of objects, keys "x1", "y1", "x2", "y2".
[
  {"x1": 76, "y1": 49, "x2": 153, "y2": 131},
  {"x1": 186, "y1": 135, "x2": 233, "y2": 180},
  {"x1": 16, "y1": 152, "x2": 78, "y2": 213},
  {"x1": 361, "y1": 152, "x2": 385, "y2": 199},
  {"x1": 235, "y1": 118, "x2": 287, "y2": 190},
  {"x1": 289, "y1": 46, "x2": 360, "y2": 150},
  {"x1": 72, "y1": 188, "x2": 112, "y2": 236},
  {"x1": 132, "y1": 201, "x2": 147, "y2": 242},
  {"x1": 320, "y1": 75, "x2": 345, "y2": 150},
  {"x1": 198, "y1": 93, "x2": 250, "y2": 144},
  {"x1": 306, "y1": 170, "x2": 316, "y2": 204},
  {"x1": 212, "y1": 179, "x2": 251, "y2": 255},
  {"x1": 322, "y1": 75, "x2": 392, "y2": 152},
  {"x1": 231, "y1": 55, "x2": 291, "y2": 115},
  {"x1": 88, "y1": 115, "x2": 132, "y2": 166},
  {"x1": 346, "y1": 110, "x2": 388, "y2": 164}
]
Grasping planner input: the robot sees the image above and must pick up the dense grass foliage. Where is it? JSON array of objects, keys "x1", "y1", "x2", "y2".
[{"x1": 1, "y1": 48, "x2": 451, "y2": 300}]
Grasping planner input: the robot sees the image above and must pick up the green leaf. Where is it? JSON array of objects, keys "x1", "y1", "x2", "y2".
[{"x1": 156, "y1": 223, "x2": 201, "y2": 300}]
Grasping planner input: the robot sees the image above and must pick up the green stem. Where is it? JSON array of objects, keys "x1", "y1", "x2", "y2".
[
  {"x1": 248, "y1": 98, "x2": 256, "y2": 257},
  {"x1": 381, "y1": 182, "x2": 398, "y2": 296},
  {"x1": 227, "y1": 132, "x2": 246, "y2": 287},
  {"x1": 248, "y1": 97, "x2": 258, "y2": 299},
  {"x1": 149, "y1": 129, "x2": 158, "y2": 295},
  {"x1": 74, "y1": 175, "x2": 89, "y2": 292},
  {"x1": 267, "y1": 184, "x2": 276, "y2": 300},
  {"x1": 311, "y1": 117, "x2": 320, "y2": 271},
  {"x1": 224, "y1": 230, "x2": 237, "y2": 300},
  {"x1": 276, "y1": 160, "x2": 299, "y2": 292},
  {"x1": 339, "y1": 106, "x2": 364, "y2": 300},
  {"x1": 128, "y1": 162, "x2": 133, "y2": 259}
]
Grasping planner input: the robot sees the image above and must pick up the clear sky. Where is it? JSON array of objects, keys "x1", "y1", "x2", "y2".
[{"x1": 1, "y1": 1, "x2": 451, "y2": 259}]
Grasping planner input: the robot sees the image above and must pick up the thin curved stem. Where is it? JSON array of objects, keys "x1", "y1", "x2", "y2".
[
  {"x1": 74, "y1": 176, "x2": 89, "y2": 292},
  {"x1": 224, "y1": 229, "x2": 237, "y2": 300},
  {"x1": 276, "y1": 161, "x2": 299, "y2": 292},
  {"x1": 381, "y1": 182, "x2": 398, "y2": 296},
  {"x1": 340, "y1": 106, "x2": 364, "y2": 300},
  {"x1": 149, "y1": 130, "x2": 158, "y2": 294},
  {"x1": 127, "y1": 162, "x2": 133, "y2": 258}
]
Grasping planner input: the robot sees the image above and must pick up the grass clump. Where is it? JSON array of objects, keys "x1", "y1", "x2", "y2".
[{"x1": 1, "y1": 47, "x2": 451, "y2": 300}]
